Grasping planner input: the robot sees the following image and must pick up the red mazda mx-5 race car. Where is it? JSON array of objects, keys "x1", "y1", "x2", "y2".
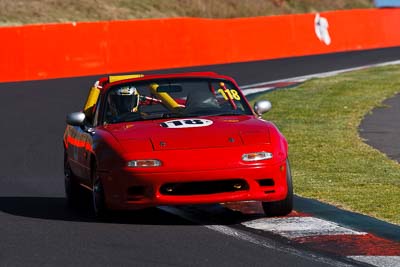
[{"x1": 63, "y1": 72, "x2": 293, "y2": 217}]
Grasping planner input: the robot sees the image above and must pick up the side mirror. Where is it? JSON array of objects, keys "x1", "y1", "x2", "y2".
[
  {"x1": 66, "y1": 112, "x2": 86, "y2": 126},
  {"x1": 254, "y1": 100, "x2": 272, "y2": 117}
]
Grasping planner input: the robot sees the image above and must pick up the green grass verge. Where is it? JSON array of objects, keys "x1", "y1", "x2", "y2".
[
  {"x1": 0, "y1": 0, "x2": 373, "y2": 26},
  {"x1": 251, "y1": 65, "x2": 400, "y2": 225}
]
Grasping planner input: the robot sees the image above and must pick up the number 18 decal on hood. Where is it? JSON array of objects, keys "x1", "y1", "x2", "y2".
[{"x1": 160, "y1": 119, "x2": 213, "y2": 128}]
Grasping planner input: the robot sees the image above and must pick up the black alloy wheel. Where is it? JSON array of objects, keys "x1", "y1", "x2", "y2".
[
  {"x1": 64, "y1": 153, "x2": 84, "y2": 206},
  {"x1": 92, "y1": 163, "x2": 108, "y2": 218}
]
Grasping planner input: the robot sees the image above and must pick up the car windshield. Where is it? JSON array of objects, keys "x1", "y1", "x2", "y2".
[{"x1": 104, "y1": 78, "x2": 253, "y2": 124}]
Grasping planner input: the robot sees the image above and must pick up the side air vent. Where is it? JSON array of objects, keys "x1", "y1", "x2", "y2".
[{"x1": 257, "y1": 179, "x2": 275, "y2": 187}]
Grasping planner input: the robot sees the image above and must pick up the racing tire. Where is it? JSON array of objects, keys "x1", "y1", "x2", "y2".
[
  {"x1": 262, "y1": 159, "x2": 293, "y2": 217},
  {"x1": 91, "y1": 163, "x2": 108, "y2": 218},
  {"x1": 64, "y1": 155, "x2": 85, "y2": 207}
]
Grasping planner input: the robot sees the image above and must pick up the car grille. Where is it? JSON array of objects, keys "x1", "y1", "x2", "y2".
[{"x1": 160, "y1": 179, "x2": 249, "y2": 196}]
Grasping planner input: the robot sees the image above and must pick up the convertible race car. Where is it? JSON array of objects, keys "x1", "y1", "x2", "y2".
[{"x1": 63, "y1": 72, "x2": 293, "y2": 217}]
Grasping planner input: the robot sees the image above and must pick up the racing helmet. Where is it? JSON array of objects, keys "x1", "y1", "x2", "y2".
[{"x1": 108, "y1": 85, "x2": 140, "y2": 115}]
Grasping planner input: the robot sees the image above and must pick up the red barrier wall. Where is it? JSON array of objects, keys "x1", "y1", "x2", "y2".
[{"x1": 1, "y1": 8, "x2": 400, "y2": 82}]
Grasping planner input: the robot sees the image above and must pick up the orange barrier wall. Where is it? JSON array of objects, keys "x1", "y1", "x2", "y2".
[{"x1": 1, "y1": 8, "x2": 400, "y2": 83}]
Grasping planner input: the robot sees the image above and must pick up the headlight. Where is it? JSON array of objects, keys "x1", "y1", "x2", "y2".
[
  {"x1": 242, "y1": 152, "x2": 273, "y2": 162},
  {"x1": 127, "y1": 159, "x2": 162, "y2": 167}
]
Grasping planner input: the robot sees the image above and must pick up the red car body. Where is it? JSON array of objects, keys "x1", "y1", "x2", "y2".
[{"x1": 63, "y1": 72, "x2": 292, "y2": 216}]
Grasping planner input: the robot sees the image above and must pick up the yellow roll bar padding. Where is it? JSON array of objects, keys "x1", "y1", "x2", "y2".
[
  {"x1": 83, "y1": 87, "x2": 100, "y2": 112},
  {"x1": 109, "y1": 74, "x2": 144, "y2": 83},
  {"x1": 149, "y1": 83, "x2": 181, "y2": 110}
]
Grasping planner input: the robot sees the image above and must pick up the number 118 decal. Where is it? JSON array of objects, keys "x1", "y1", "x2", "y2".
[{"x1": 161, "y1": 119, "x2": 213, "y2": 128}]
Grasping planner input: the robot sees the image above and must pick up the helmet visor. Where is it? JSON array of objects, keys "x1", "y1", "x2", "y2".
[{"x1": 110, "y1": 94, "x2": 138, "y2": 113}]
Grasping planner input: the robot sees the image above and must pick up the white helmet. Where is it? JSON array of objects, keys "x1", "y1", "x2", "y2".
[{"x1": 108, "y1": 85, "x2": 140, "y2": 115}]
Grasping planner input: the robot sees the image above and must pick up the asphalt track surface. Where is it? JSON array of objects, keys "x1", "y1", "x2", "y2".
[
  {"x1": 360, "y1": 93, "x2": 400, "y2": 163},
  {"x1": 1, "y1": 47, "x2": 400, "y2": 266}
]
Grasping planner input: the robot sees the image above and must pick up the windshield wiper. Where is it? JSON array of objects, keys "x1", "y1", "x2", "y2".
[
  {"x1": 113, "y1": 112, "x2": 143, "y2": 123},
  {"x1": 208, "y1": 111, "x2": 244, "y2": 116}
]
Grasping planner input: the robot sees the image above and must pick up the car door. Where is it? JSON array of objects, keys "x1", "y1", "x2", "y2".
[
  {"x1": 73, "y1": 85, "x2": 101, "y2": 185},
  {"x1": 79, "y1": 97, "x2": 101, "y2": 185},
  {"x1": 65, "y1": 123, "x2": 82, "y2": 178}
]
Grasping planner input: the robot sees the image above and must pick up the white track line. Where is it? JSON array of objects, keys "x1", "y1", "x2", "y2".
[
  {"x1": 348, "y1": 256, "x2": 400, "y2": 267},
  {"x1": 240, "y1": 59, "x2": 400, "y2": 92},
  {"x1": 242, "y1": 217, "x2": 367, "y2": 239},
  {"x1": 242, "y1": 86, "x2": 275, "y2": 96}
]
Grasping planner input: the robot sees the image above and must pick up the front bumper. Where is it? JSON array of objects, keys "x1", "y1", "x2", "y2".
[{"x1": 100, "y1": 160, "x2": 288, "y2": 210}]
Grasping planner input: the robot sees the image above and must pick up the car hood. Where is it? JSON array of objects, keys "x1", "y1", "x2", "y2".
[{"x1": 103, "y1": 116, "x2": 271, "y2": 151}]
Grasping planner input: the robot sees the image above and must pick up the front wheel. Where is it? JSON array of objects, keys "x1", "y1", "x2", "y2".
[
  {"x1": 262, "y1": 159, "x2": 293, "y2": 217},
  {"x1": 92, "y1": 163, "x2": 108, "y2": 218}
]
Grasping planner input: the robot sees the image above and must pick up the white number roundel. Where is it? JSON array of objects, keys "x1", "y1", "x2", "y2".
[{"x1": 160, "y1": 119, "x2": 213, "y2": 128}]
